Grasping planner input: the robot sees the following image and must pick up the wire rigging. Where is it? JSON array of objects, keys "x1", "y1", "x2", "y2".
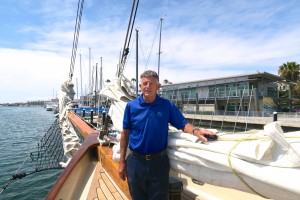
[
  {"x1": 117, "y1": 0, "x2": 140, "y2": 77},
  {"x1": 69, "y1": 0, "x2": 85, "y2": 80},
  {"x1": 145, "y1": 19, "x2": 161, "y2": 70}
]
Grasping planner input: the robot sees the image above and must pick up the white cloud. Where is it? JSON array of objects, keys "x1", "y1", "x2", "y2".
[{"x1": 1, "y1": 0, "x2": 300, "y2": 103}]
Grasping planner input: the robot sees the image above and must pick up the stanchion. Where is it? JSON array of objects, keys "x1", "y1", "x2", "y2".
[
  {"x1": 91, "y1": 110, "x2": 94, "y2": 124},
  {"x1": 273, "y1": 112, "x2": 277, "y2": 122}
]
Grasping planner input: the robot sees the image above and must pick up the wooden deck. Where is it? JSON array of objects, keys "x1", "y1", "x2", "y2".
[
  {"x1": 86, "y1": 146, "x2": 201, "y2": 200},
  {"x1": 87, "y1": 161, "x2": 129, "y2": 200},
  {"x1": 86, "y1": 160, "x2": 201, "y2": 200}
]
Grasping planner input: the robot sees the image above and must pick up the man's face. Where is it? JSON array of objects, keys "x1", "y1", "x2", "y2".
[{"x1": 140, "y1": 76, "x2": 160, "y2": 99}]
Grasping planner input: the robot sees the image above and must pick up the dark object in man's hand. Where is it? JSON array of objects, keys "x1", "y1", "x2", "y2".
[{"x1": 203, "y1": 134, "x2": 218, "y2": 141}]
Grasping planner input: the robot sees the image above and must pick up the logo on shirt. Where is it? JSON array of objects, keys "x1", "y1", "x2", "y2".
[{"x1": 157, "y1": 111, "x2": 162, "y2": 117}]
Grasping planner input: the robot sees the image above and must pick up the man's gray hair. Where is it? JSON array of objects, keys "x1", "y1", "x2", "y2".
[{"x1": 140, "y1": 70, "x2": 159, "y2": 82}]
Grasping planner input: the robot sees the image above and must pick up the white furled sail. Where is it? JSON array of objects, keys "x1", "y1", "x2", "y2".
[
  {"x1": 100, "y1": 76, "x2": 135, "y2": 132},
  {"x1": 168, "y1": 122, "x2": 300, "y2": 200},
  {"x1": 58, "y1": 79, "x2": 81, "y2": 167}
]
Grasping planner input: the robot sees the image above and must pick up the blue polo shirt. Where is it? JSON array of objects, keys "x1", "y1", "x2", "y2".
[{"x1": 123, "y1": 94, "x2": 188, "y2": 154}]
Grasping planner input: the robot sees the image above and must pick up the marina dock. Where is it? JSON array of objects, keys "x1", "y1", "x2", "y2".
[{"x1": 184, "y1": 113, "x2": 300, "y2": 131}]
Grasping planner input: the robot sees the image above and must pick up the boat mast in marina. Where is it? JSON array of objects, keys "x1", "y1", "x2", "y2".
[
  {"x1": 135, "y1": 28, "x2": 139, "y2": 95},
  {"x1": 158, "y1": 18, "x2": 163, "y2": 78}
]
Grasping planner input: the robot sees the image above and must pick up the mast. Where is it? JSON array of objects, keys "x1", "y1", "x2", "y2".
[
  {"x1": 80, "y1": 53, "x2": 83, "y2": 104},
  {"x1": 98, "y1": 57, "x2": 103, "y2": 117},
  {"x1": 94, "y1": 63, "x2": 98, "y2": 108},
  {"x1": 135, "y1": 29, "x2": 139, "y2": 96},
  {"x1": 100, "y1": 57, "x2": 103, "y2": 92},
  {"x1": 158, "y1": 18, "x2": 163, "y2": 78},
  {"x1": 76, "y1": 78, "x2": 78, "y2": 100},
  {"x1": 89, "y1": 47, "x2": 91, "y2": 95}
]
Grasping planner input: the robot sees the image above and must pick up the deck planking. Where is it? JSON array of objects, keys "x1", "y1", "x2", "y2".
[
  {"x1": 87, "y1": 161, "x2": 128, "y2": 200},
  {"x1": 90, "y1": 146, "x2": 200, "y2": 200}
]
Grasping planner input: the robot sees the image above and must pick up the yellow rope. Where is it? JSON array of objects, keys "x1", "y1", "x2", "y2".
[
  {"x1": 170, "y1": 129, "x2": 300, "y2": 198},
  {"x1": 227, "y1": 134, "x2": 270, "y2": 199}
]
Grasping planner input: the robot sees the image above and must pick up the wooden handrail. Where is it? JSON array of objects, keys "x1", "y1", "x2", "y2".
[
  {"x1": 67, "y1": 111, "x2": 98, "y2": 139},
  {"x1": 45, "y1": 111, "x2": 99, "y2": 199},
  {"x1": 45, "y1": 133, "x2": 99, "y2": 200}
]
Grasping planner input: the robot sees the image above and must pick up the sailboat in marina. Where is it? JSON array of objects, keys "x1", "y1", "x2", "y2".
[{"x1": 45, "y1": 1, "x2": 300, "y2": 200}]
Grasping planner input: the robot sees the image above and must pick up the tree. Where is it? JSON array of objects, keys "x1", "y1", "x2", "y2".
[
  {"x1": 163, "y1": 79, "x2": 172, "y2": 85},
  {"x1": 278, "y1": 61, "x2": 300, "y2": 81},
  {"x1": 278, "y1": 62, "x2": 300, "y2": 98},
  {"x1": 294, "y1": 80, "x2": 300, "y2": 98}
]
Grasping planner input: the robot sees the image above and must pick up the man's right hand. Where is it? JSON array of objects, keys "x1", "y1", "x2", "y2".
[{"x1": 118, "y1": 161, "x2": 127, "y2": 181}]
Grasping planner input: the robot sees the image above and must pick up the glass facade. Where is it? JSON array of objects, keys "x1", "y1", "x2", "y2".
[
  {"x1": 162, "y1": 82, "x2": 256, "y2": 100},
  {"x1": 160, "y1": 73, "x2": 282, "y2": 113},
  {"x1": 208, "y1": 82, "x2": 251, "y2": 98},
  {"x1": 161, "y1": 89, "x2": 197, "y2": 100}
]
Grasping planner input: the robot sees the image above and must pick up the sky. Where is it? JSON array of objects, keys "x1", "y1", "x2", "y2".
[{"x1": 1, "y1": 0, "x2": 300, "y2": 103}]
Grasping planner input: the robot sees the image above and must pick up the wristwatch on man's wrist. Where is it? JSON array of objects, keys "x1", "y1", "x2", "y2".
[{"x1": 192, "y1": 128, "x2": 201, "y2": 135}]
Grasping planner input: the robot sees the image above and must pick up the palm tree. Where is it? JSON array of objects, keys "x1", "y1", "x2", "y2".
[
  {"x1": 278, "y1": 61, "x2": 300, "y2": 81},
  {"x1": 278, "y1": 62, "x2": 300, "y2": 99},
  {"x1": 294, "y1": 80, "x2": 300, "y2": 98},
  {"x1": 163, "y1": 79, "x2": 172, "y2": 85}
]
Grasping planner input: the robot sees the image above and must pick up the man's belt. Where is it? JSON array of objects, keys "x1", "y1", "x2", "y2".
[{"x1": 129, "y1": 149, "x2": 167, "y2": 160}]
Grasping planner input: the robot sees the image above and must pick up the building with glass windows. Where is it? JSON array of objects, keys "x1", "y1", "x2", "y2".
[{"x1": 160, "y1": 72, "x2": 285, "y2": 115}]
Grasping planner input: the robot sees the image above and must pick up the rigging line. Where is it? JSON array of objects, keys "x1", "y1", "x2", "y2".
[
  {"x1": 221, "y1": 88, "x2": 232, "y2": 131},
  {"x1": 244, "y1": 85, "x2": 254, "y2": 132},
  {"x1": 121, "y1": 35, "x2": 136, "y2": 75},
  {"x1": 192, "y1": 91, "x2": 200, "y2": 126},
  {"x1": 210, "y1": 88, "x2": 218, "y2": 128},
  {"x1": 118, "y1": 0, "x2": 140, "y2": 77},
  {"x1": 137, "y1": 32, "x2": 147, "y2": 69},
  {"x1": 0, "y1": 153, "x2": 31, "y2": 194},
  {"x1": 127, "y1": 0, "x2": 139, "y2": 54},
  {"x1": 69, "y1": 0, "x2": 85, "y2": 80},
  {"x1": 200, "y1": 90, "x2": 209, "y2": 125},
  {"x1": 145, "y1": 18, "x2": 161, "y2": 68},
  {"x1": 71, "y1": 0, "x2": 84, "y2": 79},
  {"x1": 121, "y1": 0, "x2": 136, "y2": 62},
  {"x1": 233, "y1": 85, "x2": 247, "y2": 133}
]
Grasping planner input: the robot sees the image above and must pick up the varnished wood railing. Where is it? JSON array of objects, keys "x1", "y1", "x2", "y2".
[
  {"x1": 67, "y1": 111, "x2": 98, "y2": 138},
  {"x1": 45, "y1": 111, "x2": 131, "y2": 200},
  {"x1": 45, "y1": 111, "x2": 99, "y2": 199}
]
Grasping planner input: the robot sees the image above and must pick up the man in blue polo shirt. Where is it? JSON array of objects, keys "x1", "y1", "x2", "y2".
[{"x1": 118, "y1": 70, "x2": 215, "y2": 200}]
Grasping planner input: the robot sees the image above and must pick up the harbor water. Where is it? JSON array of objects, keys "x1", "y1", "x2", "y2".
[{"x1": 0, "y1": 106, "x2": 63, "y2": 200}]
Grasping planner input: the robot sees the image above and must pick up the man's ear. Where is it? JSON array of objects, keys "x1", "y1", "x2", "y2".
[{"x1": 157, "y1": 83, "x2": 161, "y2": 89}]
